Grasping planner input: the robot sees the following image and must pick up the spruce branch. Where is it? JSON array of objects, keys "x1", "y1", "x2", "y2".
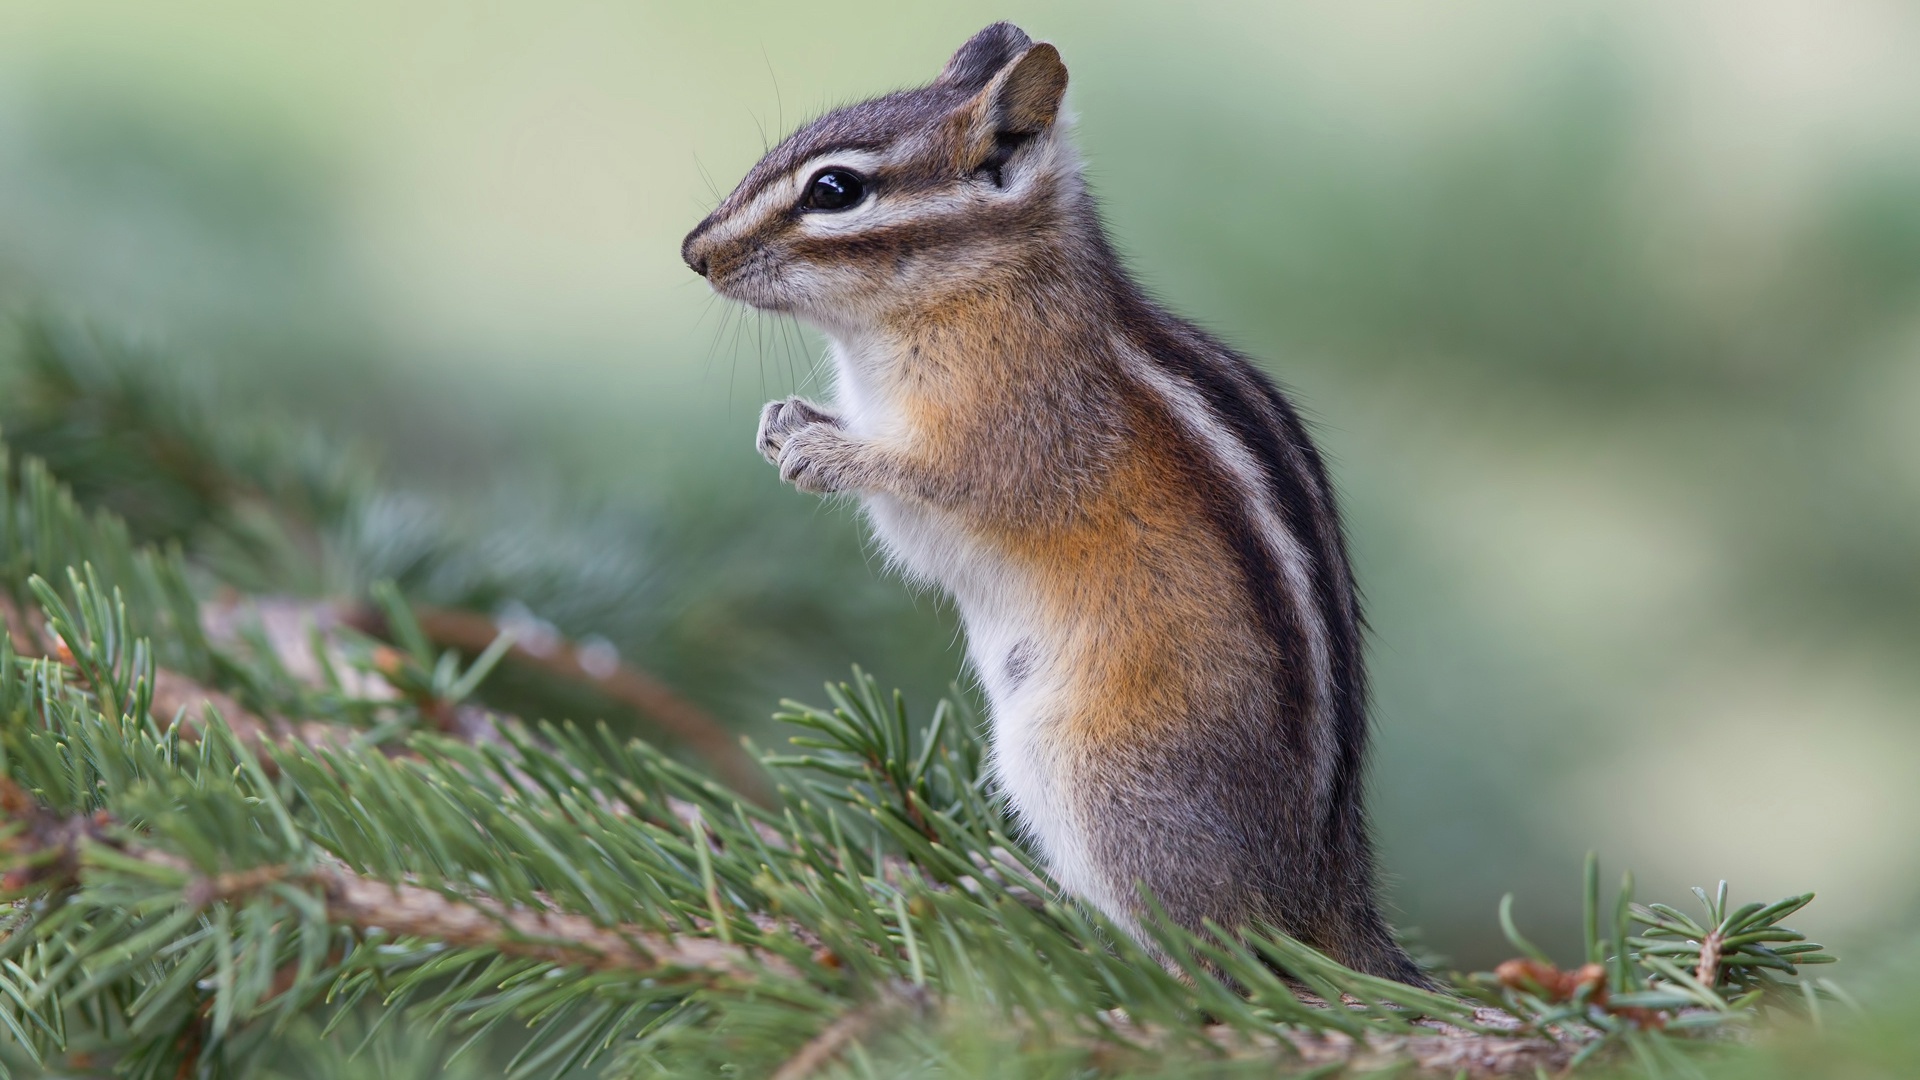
[
  {"x1": 0, "y1": 782, "x2": 787, "y2": 983},
  {"x1": 5, "y1": 578, "x2": 368, "y2": 769},
  {"x1": 0, "y1": 418, "x2": 1855, "y2": 1078},
  {"x1": 4, "y1": 312, "x2": 785, "y2": 793},
  {"x1": 1465, "y1": 854, "x2": 1842, "y2": 1072}
]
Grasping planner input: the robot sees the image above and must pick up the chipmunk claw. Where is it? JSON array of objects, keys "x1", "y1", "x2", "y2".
[
  {"x1": 776, "y1": 423, "x2": 848, "y2": 494},
  {"x1": 756, "y1": 397, "x2": 841, "y2": 464}
]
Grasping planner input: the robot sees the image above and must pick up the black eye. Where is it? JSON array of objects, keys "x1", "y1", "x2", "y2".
[{"x1": 803, "y1": 169, "x2": 866, "y2": 212}]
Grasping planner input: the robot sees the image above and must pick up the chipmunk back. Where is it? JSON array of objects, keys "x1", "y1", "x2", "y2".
[{"x1": 682, "y1": 22, "x2": 1428, "y2": 985}]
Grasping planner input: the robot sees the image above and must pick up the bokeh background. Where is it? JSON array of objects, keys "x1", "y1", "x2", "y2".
[{"x1": 3, "y1": 0, "x2": 1918, "y2": 972}]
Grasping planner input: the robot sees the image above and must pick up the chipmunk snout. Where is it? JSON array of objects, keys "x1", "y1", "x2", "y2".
[{"x1": 681, "y1": 219, "x2": 720, "y2": 278}]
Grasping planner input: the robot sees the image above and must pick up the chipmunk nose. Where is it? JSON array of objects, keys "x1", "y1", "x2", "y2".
[{"x1": 681, "y1": 222, "x2": 714, "y2": 278}]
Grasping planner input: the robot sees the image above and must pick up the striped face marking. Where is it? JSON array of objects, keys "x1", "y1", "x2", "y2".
[{"x1": 682, "y1": 33, "x2": 1073, "y2": 334}]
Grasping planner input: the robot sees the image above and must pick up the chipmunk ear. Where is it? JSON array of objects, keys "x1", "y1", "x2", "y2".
[
  {"x1": 949, "y1": 39, "x2": 1068, "y2": 177},
  {"x1": 976, "y1": 44, "x2": 1068, "y2": 137},
  {"x1": 938, "y1": 22, "x2": 1035, "y2": 94}
]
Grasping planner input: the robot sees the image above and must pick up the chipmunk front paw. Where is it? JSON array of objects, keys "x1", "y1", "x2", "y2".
[
  {"x1": 756, "y1": 397, "x2": 841, "y2": 465},
  {"x1": 777, "y1": 423, "x2": 854, "y2": 494}
]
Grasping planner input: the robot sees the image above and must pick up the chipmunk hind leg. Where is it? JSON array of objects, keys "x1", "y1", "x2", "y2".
[
  {"x1": 1079, "y1": 732, "x2": 1322, "y2": 952},
  {"x1": 1081, "y1": 731, "x2": 1434, "y2": 989}
]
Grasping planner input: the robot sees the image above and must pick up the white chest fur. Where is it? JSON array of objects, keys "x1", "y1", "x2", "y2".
[{"x1": 824, "y1": 335, "x2": 1119, "y2": 919}]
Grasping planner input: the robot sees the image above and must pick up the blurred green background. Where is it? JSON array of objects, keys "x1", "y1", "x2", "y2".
[{"x1": 2, "y1": 0, "x2": 1917, "y2": 973}]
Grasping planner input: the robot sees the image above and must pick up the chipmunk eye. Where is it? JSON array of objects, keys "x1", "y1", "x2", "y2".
[{"x1": 803, "y1": 169, "x2": 866, "y2": 212}]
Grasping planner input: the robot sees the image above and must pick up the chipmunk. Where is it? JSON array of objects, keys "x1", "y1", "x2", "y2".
[{"x1": 682, "y1": 22, "x2": 1428, "y2": 986}]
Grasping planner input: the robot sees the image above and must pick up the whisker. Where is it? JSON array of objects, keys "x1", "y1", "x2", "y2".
[
  {"x1": 762, "y1": 45, "x2": 786, "y2": 139},
  {"x1": 711, "y1": 300, "x2": 751, "y2": 415},
  {"x1": 727, "y1": 300, "x2": 753, "y2": 412},
  {"x1": 790, "y1": 314, "x2": 824, "y2": 395},
  {"x1": 778, "y1": 313, "x2": 800, "y2": 394},
  {"x1": 693, "y1": 153, "x2": 723, "y2": 203},
  {"x1": 754, "y1": 307, "x2": 771, "y2": 402},
  {"x1": 699, "y1": 297, "x2": 733, "y2": 380},
  {"x1": 786, "y1": 314, "x2": 812, "y2": 395}
]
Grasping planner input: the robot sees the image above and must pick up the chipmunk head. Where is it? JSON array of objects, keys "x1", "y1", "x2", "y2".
[{"x1": 682, "y1": 22, "x2": 1075, "y2": 331}]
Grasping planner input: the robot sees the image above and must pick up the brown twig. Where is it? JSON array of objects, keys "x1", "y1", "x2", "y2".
[
  {"x1": 1695, "y1": 929, "x2": 1723, "y2": 990},
  {"x1": 767, "y1": 986, "x2": 1570, "y2": 1079},
  {"x1": 1495, "y1": 957, "x2": 1667, "y2": 1031},
  {"x1": 1089, "y1": 1002, "x2": 1571, "y2": 1078},
  {"x1": 314, "y1": 868, "x2": 789, "y2": 979},
  {"x1": 1269, "y1": 1020, "x2": 1571, "y2": 1078},
  {"x1": 345, "y1": 600, "x2": 770, "y2": 803}
]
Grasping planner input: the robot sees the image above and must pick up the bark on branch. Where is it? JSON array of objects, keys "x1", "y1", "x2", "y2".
[
  {"x1": 287, "y1": 865, "x2": 789, "y2": 980},
  {"x1": 1, "y1": 779, "x2": 792, "y2": 982},
  {"x1": 342, "y1": 600, "x2": 771, "y2": 803}
]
